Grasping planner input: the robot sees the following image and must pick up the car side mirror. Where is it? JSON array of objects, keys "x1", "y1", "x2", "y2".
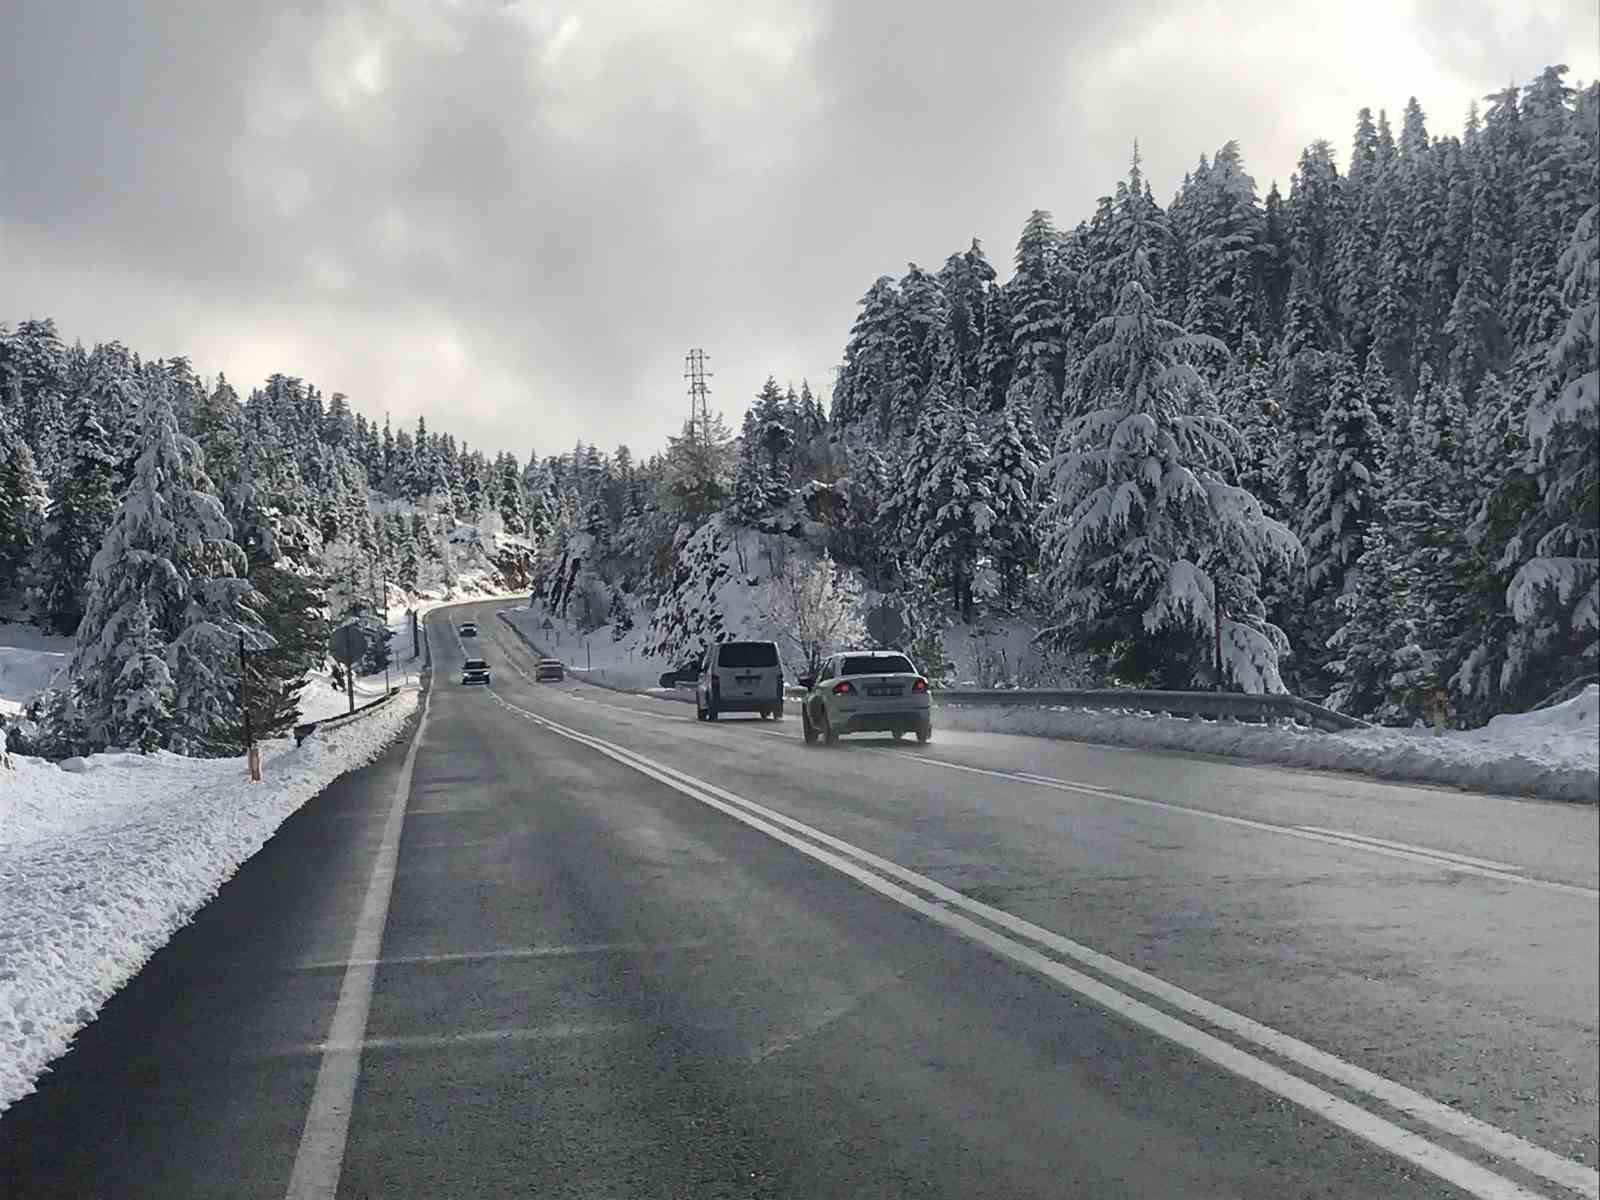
[{"x1": 798, "y1": 676, "x2": 814, "y2": 690}]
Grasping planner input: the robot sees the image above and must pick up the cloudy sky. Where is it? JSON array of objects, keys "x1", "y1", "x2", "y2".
[{"x1": 3, "y1": 1, "x2": 1595, "y2": 462}]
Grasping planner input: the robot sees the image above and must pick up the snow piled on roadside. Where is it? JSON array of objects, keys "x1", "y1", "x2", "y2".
[
  {"x1": 937, "y1": 685, "x2": 1600, "y2": 803},
  {"x1": 0, "y1": 688, "x2": 419, "y2": 1114}
]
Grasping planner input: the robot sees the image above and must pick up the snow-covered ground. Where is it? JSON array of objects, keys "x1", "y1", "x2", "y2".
[
  {"x1": 0, "y1": 689, "x2": 420, "y2": 1115},
  {"x1": 0, "y1": 623, "x2": 72, "y2": 718},
  {"x1": 937, "y1": 686, "x2": 1600, "y2": 804},
  {"x1": 506, "y1": 600, "x2": 679, "y2": 695}
]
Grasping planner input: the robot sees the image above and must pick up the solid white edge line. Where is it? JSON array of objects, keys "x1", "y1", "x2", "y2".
[
  {"x1": 497, "y1": 694, "x2": 1597, "y2": 1200},
  {"x1": 284, "y1": 619, "x2": 434, "y2": 1200}
]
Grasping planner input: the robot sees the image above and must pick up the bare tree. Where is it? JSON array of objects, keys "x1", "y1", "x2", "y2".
[{"x1": 760, "y1": 551, "x2": 865, "y2": 677}]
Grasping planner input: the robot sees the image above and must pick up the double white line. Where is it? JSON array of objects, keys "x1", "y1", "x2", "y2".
[{"x1": 491, "y1": 690, "x2": 1596, "y2": 1200}]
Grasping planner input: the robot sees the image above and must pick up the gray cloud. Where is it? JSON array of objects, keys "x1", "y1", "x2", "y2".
[{"x1": 3, "y1": 0, "x2": 1596, "y2": 460}]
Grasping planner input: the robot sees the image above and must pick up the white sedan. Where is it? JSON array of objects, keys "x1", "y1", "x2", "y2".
[{"x1": 799, "y1": 650, "x2": 932, "y2": 745}]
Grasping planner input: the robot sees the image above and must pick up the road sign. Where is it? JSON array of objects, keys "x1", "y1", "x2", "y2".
[
  {"x1": 330, "y1": 623, "x2": 368, "y2": 665},
  {"x1": 865, "y1": 605, "x2": 906, "y2": 647},
  {"x1": 541, "y1": 617, "x2": 555, "y2": 631}
]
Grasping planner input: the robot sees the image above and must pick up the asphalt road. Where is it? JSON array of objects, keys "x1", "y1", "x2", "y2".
[{"x1": 3, "y1": 600, "x2": 1595, "y2": 1200}]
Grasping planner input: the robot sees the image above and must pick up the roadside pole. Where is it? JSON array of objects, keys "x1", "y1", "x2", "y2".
[{"x1": 239, "y1": 632, "x2": 260, "y2": 782}]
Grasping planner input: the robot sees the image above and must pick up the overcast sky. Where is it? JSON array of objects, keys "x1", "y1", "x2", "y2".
[{"x1": 3, "y1": 1, "x2": 1595, "y2": 463}]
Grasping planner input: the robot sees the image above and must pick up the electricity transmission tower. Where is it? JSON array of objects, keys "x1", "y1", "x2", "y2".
[{"x1": 684, "y1": 348, "x2": 713, "y2": 450}]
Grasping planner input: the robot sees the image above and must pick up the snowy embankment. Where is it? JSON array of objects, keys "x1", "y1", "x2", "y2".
[
  {"x1": 938, "y1": 686, "x2": 1600, "y2": 804},
  {"x1": 0, "y1": 689, "x2": 419, "y2": 1115}
]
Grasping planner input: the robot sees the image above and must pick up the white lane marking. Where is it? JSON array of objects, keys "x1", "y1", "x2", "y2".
[
  {"x1": 1294, "y1": 826, "x2": 1523, "y2": 872},
  {"x1": 293, "y1": 940, "x2": 710, "y2": 973},
  {"x1": 880, "y1": 752, "x2": 1599, "y2": 900},
  {"x1": 285, "y1": 625, "x2": 433, "y2": 1200},
  {"x1": 320, "y1": 1022, "x2": 629, "y2": 1053},
  {"x1": 494, "y1": 693, "x2": 1597, "y2": 1200}
]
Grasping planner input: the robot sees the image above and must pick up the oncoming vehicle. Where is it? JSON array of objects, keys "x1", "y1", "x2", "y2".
[
  {"x1": 800, "y1": 651, "x2": 931, "y2": 745},
  {"x1": 657, "y1": 658, "x2": 701, "y2": 690},
  {"x1": 461, "y1": 658, "x2": 491, "y2": 686},
  {"x1": 535, "y1": 658, "x2": 565, "y2": 682},
  {"x1": 459, "y1": 621, "x2": 478, "y2": 638},
  {"x1": 696, "y1": 639, "x2": 785, "y2": 721}
]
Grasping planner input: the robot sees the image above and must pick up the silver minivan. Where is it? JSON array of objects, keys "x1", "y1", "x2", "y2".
[{"x1": 696, "y1": 639, "x2": 786, "y2": 721}]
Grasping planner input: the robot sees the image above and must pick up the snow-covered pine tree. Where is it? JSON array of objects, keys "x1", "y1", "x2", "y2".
[
  {"x1": 67, "y1": 378, "x2": 264, "y2": 754},
  {"x1": 913, "y1": 389, "x2": 995, "y2": 621},
  {"x1": 0, "y1": 410, "x2": 49, "y2": 617},
  {"x1": 1180, "y1": 140, "x2": 1267, "y2": 345},
  {"x1": 987, "y1": 384, "x2": 1045, "y2": 607},
  {"x1": 34, "y1": 389, "x2": 119, "y2": 634},
  {"x1": 1216, "y1": 332, "x2": 1282, "y2": 515},
  {"x1": 112, "y1": 599, "x2": 174, "y2": 754},
  {"x1": 1009, "y1": 209, "x2": 1068, "y2": 400},
  {"x1": 608, "y1": 588, "x2": 633, "y2": 641},
  {"x1": 1499, "y1": 199, "x2": 1599, "y2": 698},
  {"x1": 1298, "y1": 349, "x2": 1389, "y2": 685},
  {"x1": 976, "y1": 282, "x2": 1015, "y2": 412},
  {"x1": 1039, "y1": 154, "x2": 1299, "y2": 691},
  {"x1": 832, "y1": 276, "x2": 903, "y2": 437}
]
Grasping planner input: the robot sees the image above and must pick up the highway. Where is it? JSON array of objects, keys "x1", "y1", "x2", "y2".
[{"x1": 3, "y1": 600, "x2": 1596, "y2": 1199}]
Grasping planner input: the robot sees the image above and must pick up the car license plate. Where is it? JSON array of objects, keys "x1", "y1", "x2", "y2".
[
  {"x1": 735, "y1": 675, "x2": 759, "y2": 684},
  {"x1": 867, "y1": 685, "x2": 901, "y2": 697}
]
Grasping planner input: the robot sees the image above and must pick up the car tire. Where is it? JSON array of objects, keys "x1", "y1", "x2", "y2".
[
  {"x1": 916, "y1": 721, "x2": 932, "y2": 744},
  {"x1": 774, "y1": 701, "x2": 785, "y2": 721},
  {"x1": 802, "y1": 709, "x2": 818, "y2": 744},
  {"x1": 696, "y1": 698, "x2": 707, "y2": 721},
  {"x1": 821, "y1": 708, "x2": 839, "y2": 746},
  {"x1": 707, "y1": 701, "x2": 719, "y2": 721}
]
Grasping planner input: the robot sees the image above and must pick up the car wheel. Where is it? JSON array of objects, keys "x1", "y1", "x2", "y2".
[
  {"x1": 821, "y1": 708, "x2": 839, "y2": 746},
  {"x1": 916, "y1": 721, "x2": 932, "y2": 745},
  {"x1": 696, "y1": 698, "x2": 706, "y2": 722},
  {"x1": 774, "y1": 701, "x2": 785, "y2": 721},
  {"x1": 802, "y1": 709, "x2": 818, "y2": 744},
  {"x1": 707, "y1": 700, "x2": 719, "y2": 721},
  {"x1": 892, "y1": 730, "x2": 905, "y2": 740}
]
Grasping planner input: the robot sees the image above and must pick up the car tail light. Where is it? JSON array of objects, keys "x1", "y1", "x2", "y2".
[
  {"x1": 832, "y1": 681, "x2": 855, "y2": 696},
  {"x1": 912, "y1": 677, "x2": 929, "y2": 693}
]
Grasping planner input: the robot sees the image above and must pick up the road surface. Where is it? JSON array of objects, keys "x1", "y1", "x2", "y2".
[{"x1": 3, "y1": 600, "x2": 1595, "y2": 1199}]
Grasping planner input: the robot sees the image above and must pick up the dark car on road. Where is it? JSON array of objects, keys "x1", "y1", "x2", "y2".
[
  {"x1": 657, "y1": 658, "x2": 701, "y2": 689},
  {"x1": 461, "y1": 658, "x2": 491, "y2": 685},
  {"x1": 536, "y1": 658, "x2": 565, "y2": 682},
  {"x1": 459, "y1": 622, "x2": 478, "y2": 637}
]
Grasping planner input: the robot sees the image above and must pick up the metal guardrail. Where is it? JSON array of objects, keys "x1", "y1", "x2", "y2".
[
  {"x1": 929, "y1": 687, "x2": 1371, "y2": 733},
  {"x1": 490, "y1": 611, "x2": 1366, "y2": 733},
  {"x1": 293, "y1": 686, "x2": 402, "y2": 746}
]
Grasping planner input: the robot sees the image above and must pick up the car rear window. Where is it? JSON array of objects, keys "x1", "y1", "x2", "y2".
[
  {"x1": 841, "y1": 654, "x2": 914, "y2": 676},
  {"x1": 717, "y1": 641, "x2": 778, "y2": 668},
  {"x1": 464, "y1": 659, "x2": 487, "y2": 669}
]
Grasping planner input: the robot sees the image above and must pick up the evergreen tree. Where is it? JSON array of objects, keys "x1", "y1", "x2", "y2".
[
  {"x1": 112, "y1": 599, "x2": 174, "y2": 754},
  {"x1": 987, "y1": 386, "x2": 1045, "y2": 606},
  {"x1": 1009, "y1": 209, "x2": 1068, "y2": 399},
  {"x1": 66, "y1": 379, "x2": 264, "y2": 754},
  {"x1": 832, "y1": 276, "x2": 903, "y2": 436},
  {"x1": 913, "y1": 390, "x2": 995, "y2": 620},
  {"x1": 35, "y1": 391, "x2": 119, "y2": 634},
  {"x1": 0, "y1": 411, "x2": 48, "y2": 616},
  {"x1": 1039, "y1": 158, "x2": 1299, "y2": 690},
  {"x1": 608, "y1": 588, "x2": 633, "y2": 641}
]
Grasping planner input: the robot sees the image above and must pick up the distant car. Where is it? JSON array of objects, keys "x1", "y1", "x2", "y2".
[
  {"x1": 696, "y1": 639, "x2": 785, "y2": 721},
  {"x1": 799, "y1": 650, "x2": 931, "y2": 745},
  {"x1": 461, "y1": 658, "x2": 491, "y2": 685},
  {"x1": 459, "y1": 622, "x2": 478, "y2": 637},
  {"x1": 657, "y1": 658, "x2": 701, "y2": 690},
  {"x1": 535, "y1": 658, "x2": 565, "y2": 682}
]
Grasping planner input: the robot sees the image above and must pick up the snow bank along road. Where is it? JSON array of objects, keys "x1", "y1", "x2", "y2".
[{"x1": 3, "y1": 602, "x2": 1595, "y2": 1199}]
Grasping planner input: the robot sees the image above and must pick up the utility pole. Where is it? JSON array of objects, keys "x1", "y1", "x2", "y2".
[{"x1": 684, "y1": 348, "x2": 713, "y2": 451}]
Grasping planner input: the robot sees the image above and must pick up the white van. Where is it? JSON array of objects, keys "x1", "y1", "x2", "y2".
[{"x1": 696, "y1": 639, "x2": 786, "y2": 721}]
